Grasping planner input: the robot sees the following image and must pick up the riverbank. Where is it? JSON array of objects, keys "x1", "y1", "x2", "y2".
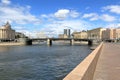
[{"x1": 0, "y1": 42, "x2": 23, "y2": 46}]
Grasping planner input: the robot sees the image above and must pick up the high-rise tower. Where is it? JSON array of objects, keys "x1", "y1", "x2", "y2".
[{"x1": 64, "y1": 29, "x2": 71, "y2": 38}]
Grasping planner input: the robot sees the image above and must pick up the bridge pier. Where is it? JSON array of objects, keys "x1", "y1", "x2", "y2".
[
  {"x1": 19, "y1": 38, "x2": 32, "y2": 45},
  {"x1": 47, "y1": 39, "x2": 52, "y2": 46},
  {"x1": 88, "y1": 40, "x2": 93, "y2": 46},
  {"x1": 70, "y1": 39, "x2": 74, "y2": 45}
]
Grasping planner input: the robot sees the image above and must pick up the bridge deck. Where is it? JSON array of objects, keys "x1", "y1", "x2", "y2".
[
  {"x1": 31, "y1": 38, "x2": 90, "y2": 41},
  {"x1": 93, "y1": 43, "x2": 120, "y2": 80}
]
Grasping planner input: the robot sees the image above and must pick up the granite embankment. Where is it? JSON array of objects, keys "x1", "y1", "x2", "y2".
[
  {"x1": 63, "y1": 42, "x2": 103, "y2": 80},
  {"x1": 0, "y1": 42, "x2": 24, "y2": 46}
]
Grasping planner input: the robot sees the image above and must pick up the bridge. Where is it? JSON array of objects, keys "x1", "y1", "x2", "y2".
[
  {"x1": 63, "y1": 42, "x2": 120, "y2": 80},
  {"x1": 0, "y1": 38, "x2": 93, "y2": 46},
  {"x1": 31, "y1": 38, "x2": 93, "y2": 45}
]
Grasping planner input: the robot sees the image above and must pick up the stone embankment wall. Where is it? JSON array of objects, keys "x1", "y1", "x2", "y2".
[
  {"x1": 0, "y1": 42, "x2": 23, "y2": 46},
  {"x1": 63, "y1": 42, "x2": 103, "y2": 80}
]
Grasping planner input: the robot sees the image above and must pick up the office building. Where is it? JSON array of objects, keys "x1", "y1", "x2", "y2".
[{"x1": 64, "y1": 29, "x2": 71, "y2": 38}]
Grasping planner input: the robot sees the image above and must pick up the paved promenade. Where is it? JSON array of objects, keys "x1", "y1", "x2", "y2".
[{"x1": 93, "y1": 43, "x2": 120, "y2": 80}]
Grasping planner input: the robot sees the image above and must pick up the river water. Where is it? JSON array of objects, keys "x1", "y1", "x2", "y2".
[{"x1": 0, "y1": 44, "x2": 92, "y2": 80}]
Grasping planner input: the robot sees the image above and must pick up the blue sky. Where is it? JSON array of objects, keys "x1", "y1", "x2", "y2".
[{"x1": 0, "y1": 0, "x2": 120, "y2": 37}]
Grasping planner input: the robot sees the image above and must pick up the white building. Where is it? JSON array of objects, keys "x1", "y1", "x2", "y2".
[{"x1": 0, "y1": 22, "x2": 15, "y2": 40}]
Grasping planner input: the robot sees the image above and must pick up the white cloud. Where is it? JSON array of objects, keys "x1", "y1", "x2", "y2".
[
  {"x1": 0, "y1": 3, "x2": 41, "y2": 25},
  {"x1": 41, "y1": 14, "x2": 48, "y2": 18},
  {"x1": 14, "y1": 26, "x2": 27, "y2": 30},
  {"x1": 69, "y1": 10, "x2": 79, "y2": 18},
  {"x1": 54, "y1": 9, "x2": 70, "y2": 20},
  {"x1": 40, "y1": 19, "x2": 91, "y2": 37},
  {"x1": 101, "y1": 14, "x2": 116, "y2": 22},
  {"x1": 102, "y1": 5, "x2": 120, "y2": 14},
  {"x1": 105, "y1": 24, "x2": 117, "y2": 28},
  {"x1": 40, "y1": 14, "x2": 54, "y2": 20},
  {"x1": 1, "y1": 0, "x2": 11, "y2": 5},
  {"x1": 83, "y1": 13, "x2": 97, "y2": 18},
  {"x1": 83, "y1": 13, "x2": 99, "y2": 21},
  {"x1": 117, "y1": 23, "x2": 120, "y2": 27},
  {"x1": 54, "y1": 9, "x2": 80, "y2": 20},
  {"x1": 83, "y1": 13, "x2": 116, "y2": 22}
]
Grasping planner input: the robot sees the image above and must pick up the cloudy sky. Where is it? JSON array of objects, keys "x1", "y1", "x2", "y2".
[{"x1": 0, "y1": 0, "x2": 120, "y2": 37}]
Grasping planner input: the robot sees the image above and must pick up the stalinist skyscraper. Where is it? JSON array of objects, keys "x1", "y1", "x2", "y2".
[{"x1": 0, "y1": 21, "x2": 15, "y2": 41}]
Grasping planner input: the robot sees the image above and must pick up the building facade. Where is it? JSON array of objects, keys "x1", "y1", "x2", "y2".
[
  {"x1": 0, "y1": 22, "x2": 15, "y2": 40},
  {"x1": 102, "y1": 28, "x2": 120, "y2": 40},
  {"x1": 113, "y1": 29, "x2": 120, "y2": 39},
  {"x1": 102, "y1": 28, "x2": 114, "y2": 40},
  {"x1": 72, "y1": 31, "x2": 88, "y2": 39},
  {"x1": 87, "y1": 28, "x2": 106, "y2": 40},
  {"x1": 58, "y1": 34, "x2": 69, "y2": 38}
]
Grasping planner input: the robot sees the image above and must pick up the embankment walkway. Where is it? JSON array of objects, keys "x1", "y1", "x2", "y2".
[
  {"x1": 63, "y1": 43, "x2": 120, "y2": 80},
  {"x1": 93, "y1": 43, "x2": 120, "y2": 80}
]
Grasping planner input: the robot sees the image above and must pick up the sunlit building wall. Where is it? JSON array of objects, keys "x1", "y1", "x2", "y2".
[
  {"x1": 87, "y1": 28, "x2": 106, "y2": 40},
  {"x1": 113, "y1": 29, "x2": 120, "y2": 39},
  {"x1": 102, "y1": 28, "x2": 120, "y2": 40},
  {"x1": 72, "y1": 31, "x2": 88, "y2": 39},
  {"x1": 102, "y1": 28, "x2": 114, "y2": 40},
  {"x1": 0, "y1": 22, "x2": 15, "y2": 40}
]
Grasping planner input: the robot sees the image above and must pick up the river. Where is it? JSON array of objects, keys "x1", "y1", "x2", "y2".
[{"x1": 0, "y1": 44, "x2": 92, "y2": 80}]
